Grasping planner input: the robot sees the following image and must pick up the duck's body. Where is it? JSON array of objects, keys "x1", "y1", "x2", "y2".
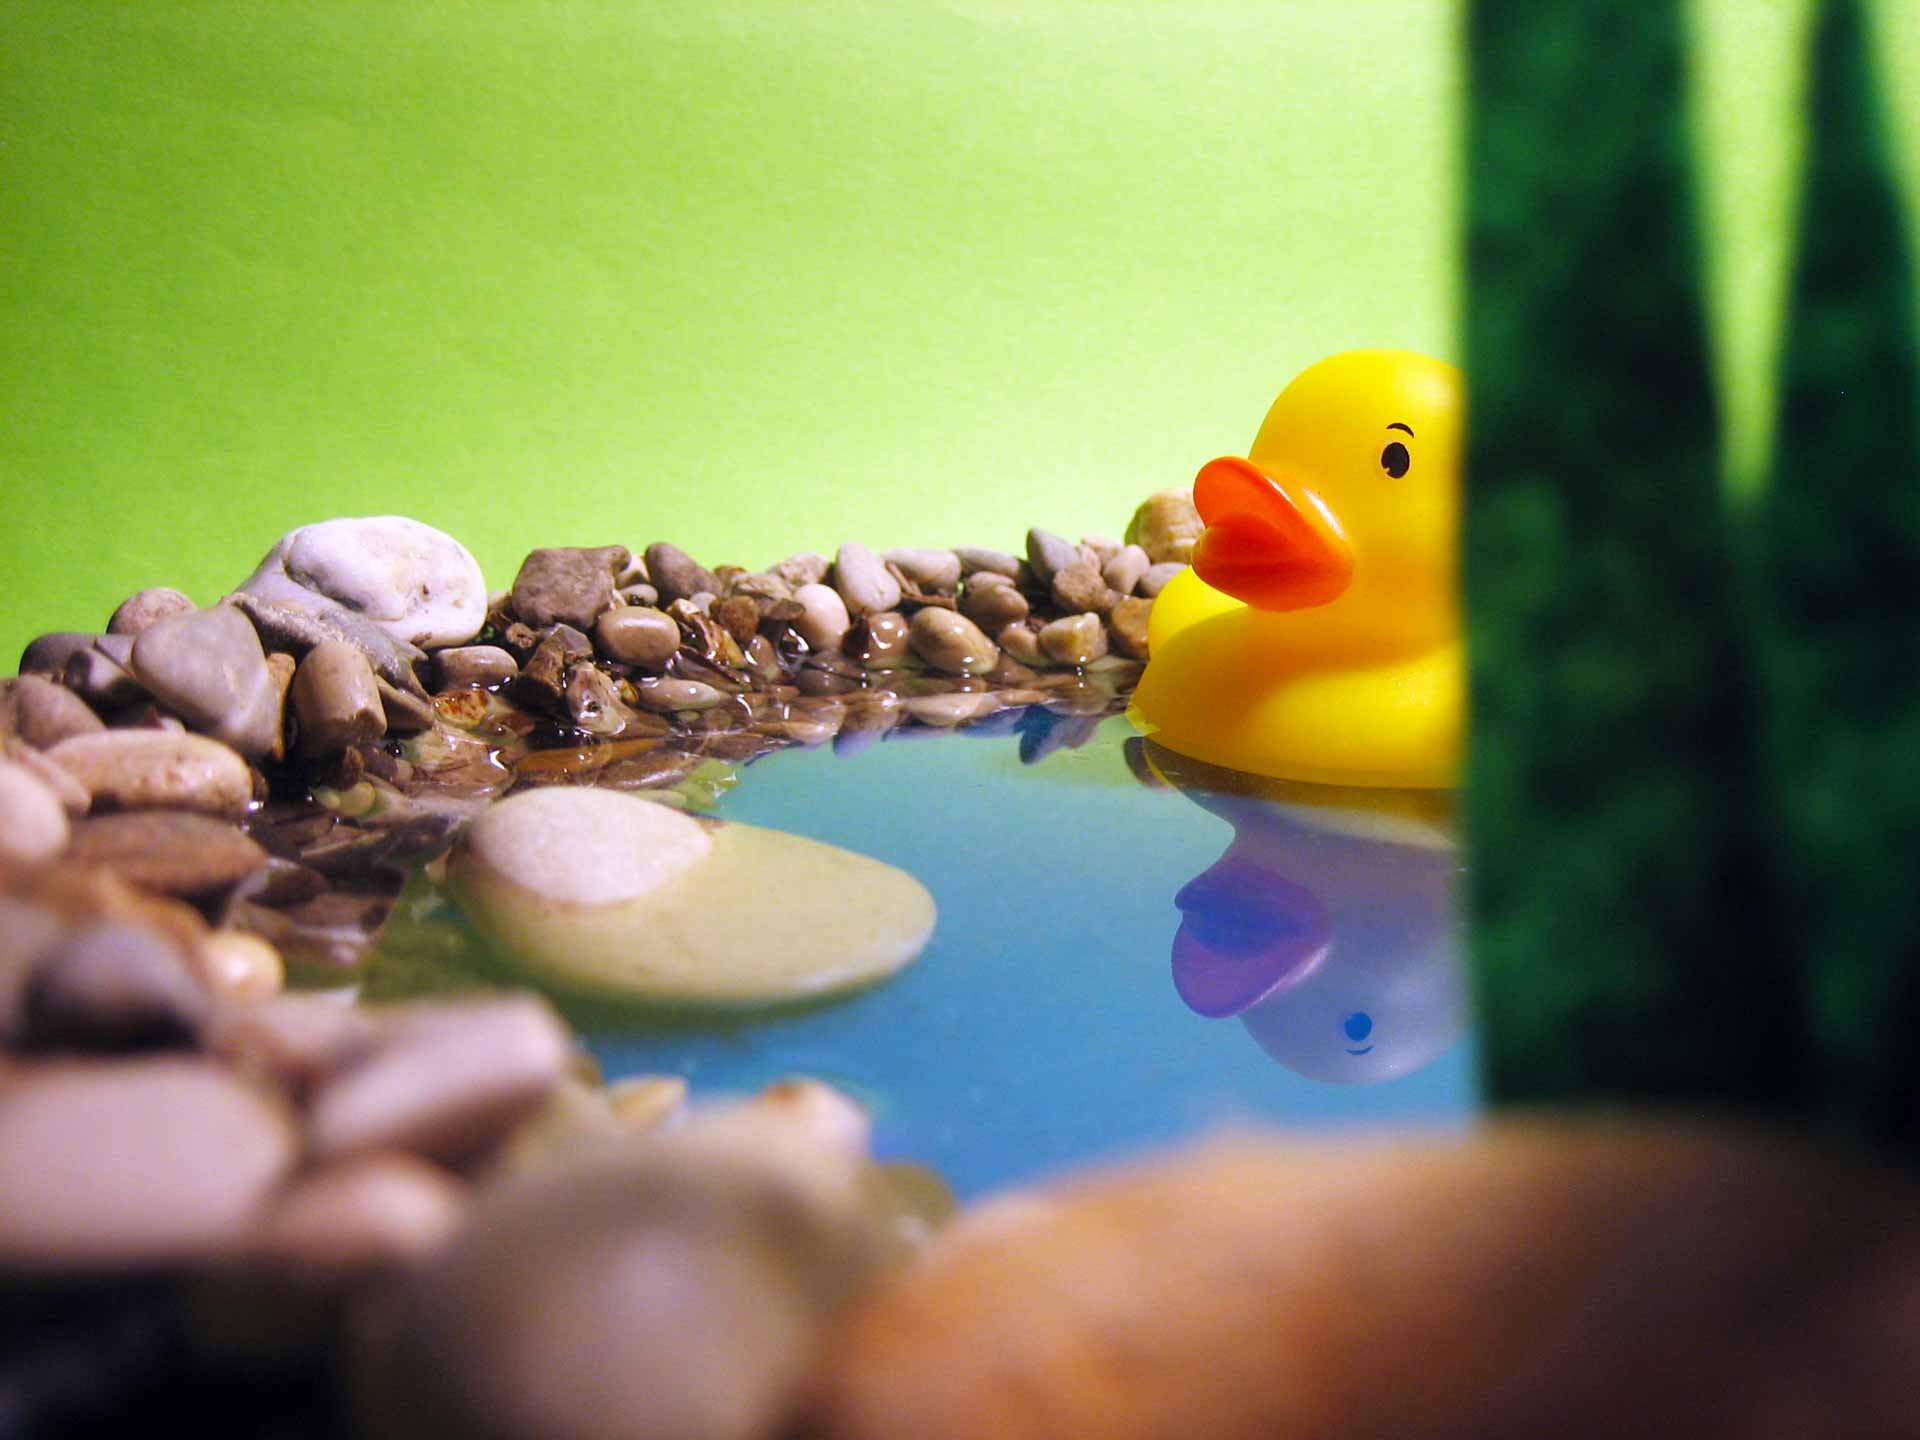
[{"x1": 1130, "y1": 350, "x2": 1465, "y2": 789}]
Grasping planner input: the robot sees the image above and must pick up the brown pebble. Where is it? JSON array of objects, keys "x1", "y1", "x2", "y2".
[
  {"x1": 107, "y1": 586, "x2": 198, "y2": 636},
  {"x1": 607, "y1": 1075, "x2": 689, "y2": 1131},
  {"x1": 953, "y1": 546, "x2": 1022, "y2": 579},
  {"x1": 903, "y1": 692, "x2": 1005, "y2": 728},
  {"x1": 1125, "y1": 489, "x2": 1204, "y2": 564},
  {"x1": 0, "y1": 674, "x2": 107, "y2": 749},
  {"x1": 64, "y1": 811, "x2": 268, "y2": 898},
  {"x1": 0, "y1": 759, "x2": 71, "y2": 866},
  {"x1": 510, "y1": 546, "x2": 629, "y2": 630},
  {"x1": 1108, "y1": 596, "x2": 1153, "y2": 660},
  {"x1": 1102, "y1": 544, "x2": 1152, "y2": 597},
  {"x1": 960, "y1": 578, "x2": 1030, "y2": 632},
  {"x1": 293, "y1": 640, "x2": 387, "y2": 756},
  {"x1": 792, "y1": 584, "x2": 853, "y2": 655},
  {"x1": 712, "y1": 595, "x2": 762, "y2": 647},
  {"x1": 436, "y1": 645, "x2": 519, "y2": 688},
  {"x1": 1138, "y1": 561, "x2": 1186, "y2": 598},
  {"x1": 255, "y1": 1152, "x2": 467, "y2": 1277},
  {"x1": 209, "y1": 991, "x2": 383, "y2": 1090},
  {"x1": 1050, "y1": 561, "x2": 1118, "y2": 618},
  {"x1": 18, "y1": 632, "x2": 97, "y2": 679},
  {"x1": 595, "y1": 607, "x2": 681, "y2": 670},
  {"x1": 635, "y1": 677, "x2": 725, "y2": 713},
  {"x1": 645, "y1": 542, "x2": 722, "y2": 606},
  {"x1": 907, "y1": 609, "x2": 999, "y2": 676},
  {"x1": 996, "y1": 622, "x2": 1044, "y2": 666},
  {"x1": 849, "y1": 612, "x2": 912, "y2": 669},
  {"x1": 129, "y1": 604, "x2": 282, "y2": 759},
  {"x1": 196, "y1": 931, "x2": 286, "y2": 1004},
  {"x1": 0, "y1": 1058, "x2": 294, "y2": 1265},
  {"x1": 49, "y1": 730, "x2": 253, "y2": 816},
  {"x1": 1039, "y1": 614, "x2": 1110, "y2": 667}
]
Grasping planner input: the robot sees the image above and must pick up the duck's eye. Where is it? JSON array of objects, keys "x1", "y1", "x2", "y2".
[{"x1": 1380, "y1": 441, "x2": 1411, "y2": 478}]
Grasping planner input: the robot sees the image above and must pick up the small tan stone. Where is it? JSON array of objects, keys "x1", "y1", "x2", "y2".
[
  {"x1": 792, "y1": 583, "x2": 853, "y2": 655},
  {"x1": 0, "y1": 759, "x2": 71, "y2": 865},
  {"x1": 293, "y1": 639, "x2": 387, "y2": 755},
  {"x1": 255, "y1": 1153, "x2": 467, "y2": 1276},
  {"x1": 0, "y1": 674, "x2": 106, "y2": 749},
  {"x1": 197, "y1": 931, "x2": 286, "y2": 1004},
  {"x1": 907, "y1": 609, "x2": 999, "y2": 676},
  {"x1": 1038, "y1": 614, "x2": 1110, "y2": 667},
  {"x1": 595, "y1": 606, "x2": 681, "y2": 669},
  {"x1": 63, "y1": 811, "x2": 267, "y2": 898},
  {"x1": 1124, "y1": 489, "x2": 1204, "y2": 565},
  {"x1": 1108, "y1": 596, "x2": 1154, "y2": 660},
  {"x1": 49, "y1": 730, "x2": 252, "y2": 816},
  {"x1": 608, "y1": 1075, "x2": 689, "y2": 1132},
  {"x1": 107, "y1": 586, "x2": 198, "y2": 636}
]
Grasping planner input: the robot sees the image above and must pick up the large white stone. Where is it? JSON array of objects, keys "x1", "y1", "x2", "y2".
[
  {"x1": 463, "y1": 787, "x2": 714, "y2": 905},
  {"x1": 254, "y1": 516, "x2": 486, "y2": 649}
]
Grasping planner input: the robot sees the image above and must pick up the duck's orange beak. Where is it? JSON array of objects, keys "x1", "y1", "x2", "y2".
[{"x1": 1191, "y1": 456, "x2": 1354, "y2": 611}]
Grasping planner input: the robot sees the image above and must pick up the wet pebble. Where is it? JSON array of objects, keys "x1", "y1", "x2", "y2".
[
  {"x1": 0, "y1": 1058, "x2": 294, "y2": 1265},
  {"x1": 792, "y1": 583, "x2": 852, "y2": 655},
  {"x1": 107, "y1": 586, "x2": 198, "y2": 636},
  {"x1": 436, "y1": 644, "x2": 519, "y2": 688},
  {"x1": 1109, "y1": 596, "x2": 1153, "y2": 660},
  {"x1": 595, "y1": 606, "x2": 681, "y2": 669},
  {"x1": 1039, "y1": 613, "x2": 1110, "y2": 667},
  {"x1": 17, "y1": 918, "x2": 210, "y2": 1052},
  {"x1": 293, "y1": 640, "x2": 387, "y2": 756},
  {"x1": 1024, "y1": 528, "x2": 1082, "y2": 586},
  {"x1": 997, "y1": 622, "x2": 1043, "y2": 667},
  {"x1": 636, "y1": 677, "x2": 725, "y2": 713},
  {"x1": 884, "y1": 548, "x2": 961, "y2": 592},
  {"x1": 960, "y1": 578, "x2": 1030, "y2": 631},
  {"x1": 49, "y1": 730, "x2": 252, "y2": 816},
  {"x1": 510, "y1": 546, "x2": 628, "y2": 630},
  {"x1": 63, "y1": 811, "x2": 268, "y2": 898},
  {"x1": 130, "y1": 605, "x2": 282, "y2": 758},
  {"x1": 250, "y1": 516, "x2": 488, "y2": 648},
  {"x1": 566, "y1": 666, "x2": 637, "y2": 737},
  {"x1": 645, "y1": 543, "x2": 722, "y2": 606},
  {"x1": 1102, "y1": 543, "x2": 1151, "y2": 597},
  {"x1": 1125, "y1": 489, "x2": 1204, "y2": 564},
  {"x1": 848, "y1": 611, "x2": 911, "y2": 669},
  {"x1": 903, "y1": 692, "x2": 1005, "y2": 728},
  {"x1": 833, "y1": 543, "x2": 902, "y2": 618},
  {"x1": 1139, "y1": 561, "x2": 1185, "y2": 598},
  {"x1": 907, "y1": 609, "x2": 999, "y2": 676},
  {"x1": 307, "y1": 995, "x2": 573, "y2": 1165},
  {"x1": 1050, "y1": 560, "x2": 1117, "y2": 618},
  {"x1": 711, "y1": 595, "x2": 762, "y2": 647},
  {"x1": 0, "y1": 674, "x2": 106, "y2": 749},
  {"x1": 196, "y1": 930, "x2": 286, "y2": 1004},
  {"x1": 0, "y1": 759, "x2": 71, "y2": 866}
]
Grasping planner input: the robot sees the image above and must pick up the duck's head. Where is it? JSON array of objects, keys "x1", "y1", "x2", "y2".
[{"x1": 1192, "y1": 350, "x2": 1463, "y2": 654}]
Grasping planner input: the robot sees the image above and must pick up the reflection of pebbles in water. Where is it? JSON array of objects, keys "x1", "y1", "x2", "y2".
[
  {"x1": 447, "y1": 788, "x2": 937, "y2": 1008},
  {"x1": 1145, "y1": 742, "x2": 1465, "y2": 1085}
]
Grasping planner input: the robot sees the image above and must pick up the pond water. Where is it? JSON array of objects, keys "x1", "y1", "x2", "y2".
[{"x1": 551, "y1": 711, "x2": 1480, "y2": 1201}]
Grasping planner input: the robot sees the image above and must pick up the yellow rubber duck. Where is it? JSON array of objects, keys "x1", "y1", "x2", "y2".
[{"x1": 1129, "y1": 349, "x2": 1464, "y2": 788}]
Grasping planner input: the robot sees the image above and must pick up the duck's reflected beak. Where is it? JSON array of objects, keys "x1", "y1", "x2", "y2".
[{"x1": 1192, "y1": 456, "x2": 1353, "y2": 611}]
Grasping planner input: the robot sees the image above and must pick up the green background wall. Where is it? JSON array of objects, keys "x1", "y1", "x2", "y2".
[{"x1": 4, "y1": 0, "x2": 1916, "y2": 665}]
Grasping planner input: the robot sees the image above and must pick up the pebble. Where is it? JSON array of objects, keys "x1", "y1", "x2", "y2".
[
  {"x1": 1125, "y1": 490, "x2": 1204, "y2": 565},
  {"x1": 1039, "y1": 614, "x2": 1110, "y2": 667},
  {"x1": 209, "y1": 992, "x2": 383, "y2": 1090},
  {"x1": 607, "y1": 1075, "x2": 690, "y2": 1131},
  {"x1": 1024, "y1": 528, "x2": 1081, "y2": 587},
  {"x1": 1138, "y1": 561, "x2": 1185, "y2": 598},
  {"x1": 0, "y1": 1058, "x2": 294, "y2": 1265},
  {"x1": 0, "y1": 674, "x2": 105, "y2": 749},
  {"x1": 197, "y1": 930, "x2": 286, "y2": 1004},
  {"x1": 775, "y1": 552, "x2": 831, "y2": 590},
  {"x1": 712, "y1": 595, "x2": 762, "y2": 647},
  {"x1": 907, "y1": 609, "x2": 999, "y2": 676},
  {"x1": 1081, "y1": 534, "x2": 1122, "y2": 566},
  {"x1": 451, "y1": 787, "x2": 935, "y2": 1006},
  {"x1": 1050, "y1": 560, "x2": 1117, "y2": 618},
  {"x1": 595, "y1": 606, "x2": 681, "y2": 670},
  {"x1": 903, "y1": 692, "x2": 1006, "y2": 728},
  {"x1": 376, "y1": 678, "x2": 436, "y2": 734},
  {"x1": 0, "y1": 895, "x2": 64, "y2": 1034},
  {"x1": 249, "y1": 516, "x2": 488, "y2": 649},
  {"x1": 18, "y1": 631, "x2": 97, "y2": 678},
  {"x1": 636, "y1": 677, "x2": 726, "y2": 713},
  {"x1": 730, "y1": 1078, "x2": 873, "y2": 1160},
  {"x1": 255, "y1": 1153, "x2": 467, "y2": 1277},
  {"x1": 848, "y1": 611, "x2": 912, "y2": 669},
  {"x1": 792, "y1": 583, "x2": 853, "y2": 655},
  {"x1": 953, "y1": 546, "x2": 1022, "y2": 580},
  {"x1": 729, "y1": 571, "x2": 792, "y2": 604},
  {"x1": 997, "y1": 622, "x2": 1043, "y2": 666},
  {"x1": 1102, "y1": 544, "x2": 1151, "y2": 597},
  {"x1": 292, "y1": 640, "x2": 387, "y2": 756},
  {"x1": 227, "y1": 588, "x2": 427, "y2": 694},
  {"x1": 353, "y1": 1125, "x2": 883, "y2": 1440},
  {"x1": 1109, "y1": 596, "x2": 1153, "y2": 660},
  {"x1": 510, "y1": 546, "x2": 629, "y2": 630},
  {"x1": 436, "y1": 644, "x2": 520, "y2": 688},
  {"x1": 306, "y1": 995, "x2": 573, "y2": 1165},
  {"x1": 569, "y1": 666, "x2": 643, "y2": 737},
  {"x1": 960, "y1": 579, "x2": 1030, "y2": 631},
  {"x1": 0, "y1": 759, "x2": 71, "y2": 865},
  {"x1": 130, "y1": 604, "x2": 283, "y2": 758},
  {"x1": 645, "y1": 542, "x2": 722, "y2": 606},
  {"x1": 4, "y1": 738, "x2": 87, "y2": 820},
  {"x1": 63, "y1": 811, "x2": 268, "y2": 897},
  {"x1": 883, "y1": 548, "x2": 962, "y2": 593},
  {"x1": 833, "y1": 543, "x2": 902, "y2": 618},
  {"x1": 49, "y1": 730, "x2": 253, "y2": 816},
  {"x1": 107, "y1": 586, "x2": 198, "y2": 636},
  {"x1": 17, "y1": 918, "x2": 210, "y2": 1052},
  {"x1": 65, "y1": 643, "x2": 145, "y2": 708},
  {"x1": 618, "y1": 582, "x2": 660, "y2": 607}
]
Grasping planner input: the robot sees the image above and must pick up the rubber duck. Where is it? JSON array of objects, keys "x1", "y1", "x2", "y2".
[
  {"x1": 1147, "y1": 742, "x2": 1465, "y2": 1085},
  {"x1": 1129, "y1": 350, "x2": 1464, "y2": 788}
]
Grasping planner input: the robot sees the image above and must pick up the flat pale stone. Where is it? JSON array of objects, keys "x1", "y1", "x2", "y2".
[
  {"x1": 49, "y1": 730, "x2": 252, "y2": 816},
  {"x1": 463, "y1": 787, "x2": 713, "y2": 905},
  {"x1": 450, "y1": 797, "x2": 936, "y2": 1007},
  {"x1": 0, "y1": 1058, "x2": 294, "y2": 1265},
  {"x1": 273, "y1": 516, "x2": 487, "y2": 648}
]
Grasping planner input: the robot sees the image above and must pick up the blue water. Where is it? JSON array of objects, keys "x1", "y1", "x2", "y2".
[{"x1": 585, "y1": 713, "x2": 1478, "y2": 1201}]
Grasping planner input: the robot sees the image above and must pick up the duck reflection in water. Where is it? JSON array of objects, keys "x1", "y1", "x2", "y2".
[{"x1": 1143, "y1": 741, "x2": 1465, "y2": 1084}]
